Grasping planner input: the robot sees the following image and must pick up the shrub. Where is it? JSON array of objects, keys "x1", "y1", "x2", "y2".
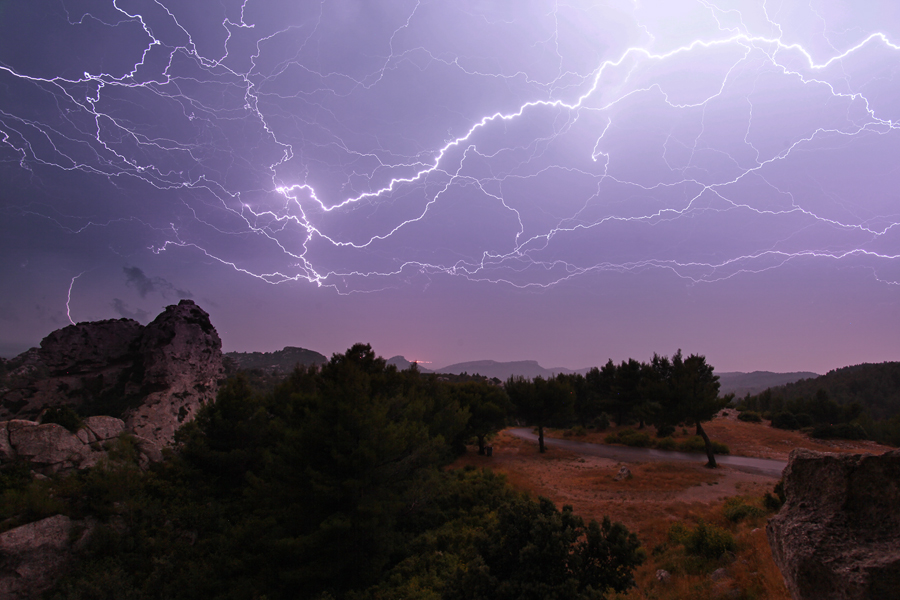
[
  {"x1": 771, "y1": 412, "x2": 799, "y2": 430},
  {"x1": 794, "y1": 413, "x2": 813, "y2": 428},
  {"x1": 40, "y1": 406, "x2": 84, "y2": 433},
  {"x1": 737, "y1": 411, "x2": 762, "y2": 423},
  {"x1": 605, "y1": 428, "x2": 653, "y2": 448},
  {"x1": 723, "y1": 497, "x2": 765, "y2": 522},
  {"x1": 676, "y1": 436, "x2": 730, "y2": 455},
  {"x1": 655, "y1": 436, "x2": 676, "y2": 451},
  {"x1": 667, "y1": 520, "x2": 736, "y2": 560},
  {"x1": 811, "y1": 423, "x2": 868, "y2": 441},
  {"x1": 655, "y1": 423, "x2": 676, "y2": 438},
  {"x1": 593, "y1": 413, "x2": 610, "y2": 431},
  {"x1": 568, "y1": 425, "x2": 587, "y2": 437},
  {"x1": 684, "y1": 520, "x2": 736, "y2": 559}
]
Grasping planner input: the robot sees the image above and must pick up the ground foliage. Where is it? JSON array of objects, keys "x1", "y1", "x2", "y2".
[
  {"x1": 30, "y1": 344, "x2": 643, "y2": 600},
  {"x1": 736, "y1": 362, "x2": 900, "y2": 446}
]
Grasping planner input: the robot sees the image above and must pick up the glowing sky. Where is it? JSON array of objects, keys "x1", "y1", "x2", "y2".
[{"x1": 2, "y1": 0, "x2": 900, "y2": 374}]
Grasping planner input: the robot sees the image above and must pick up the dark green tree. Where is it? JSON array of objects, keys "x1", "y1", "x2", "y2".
[
  {"x1": 449, "y1": 381, "x2": 513, "y2": 455},
  {"x1": 506, "y1": 375, "x2": 574, "y2": 453},
  {"x1": 666, "y1": 350, "x2": 731, "y2": 467}
]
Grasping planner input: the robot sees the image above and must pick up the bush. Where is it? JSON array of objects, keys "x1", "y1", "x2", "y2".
[
  {"x1": 566, "y1": 425, "x2": 587, "y2": 437},
  {"x1": 676, "y1": 436, "x2": 730, "y2": 455},
  {"x1": 723, "y1": 497, "x2": 765, "y2": 522},
  {"x1": 771, "y1": 412, "x2": 799, "y2": 430},
  {"x1": 811, "y1": 423, "x2": 868, "y2": 441},
  {"x1": 655, "y1": 423, "x2": 676, "y2": 438},
  {"x1": 655, "y1": 436, "x2": 676, "y2": 451},
  {"x1": 593, "y1": 413, "x2": 610, "y2": 431},
  {"x1": 605, "y1": 428, "x2": 653, "y2": 448},
  {"x1": 40, "y1": 406, "x2": 84, "y2": 433},
  {"x1": 667, "y1": 520, "x2": 736, "y2": 560},
  {"x1": 737, "y1": 411, "x2": 762, "y2": 423},
  {"x1": 794, "y1": 413, "x2": 813, "y2": 428}
]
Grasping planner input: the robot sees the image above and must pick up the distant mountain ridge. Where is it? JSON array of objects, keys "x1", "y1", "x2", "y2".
[
  {"x1": 431, "y1": 359, "x2": 588, "y2": 380},
  {"x1": 717, "y1": 371, "x2": 820, "y2": 397},
  {"x1": 224, "y1": 347, "x2": 825, "y2": 398},
  {"x1": 225, "y1": 346, "x2": 327, "y2": 373}
]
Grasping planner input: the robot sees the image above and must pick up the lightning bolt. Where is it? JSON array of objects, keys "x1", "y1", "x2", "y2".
[
  {"x1": 66, "y1": 271, "x2": 86, "y2": 325},
  {"x1": 2, "y1": 0, "x2": 899, "y2": 299}
]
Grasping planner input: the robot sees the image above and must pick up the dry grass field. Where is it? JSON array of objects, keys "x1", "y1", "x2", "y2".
[{"x1": 449, "y1": 411, "x2": 893, "y2": 600}]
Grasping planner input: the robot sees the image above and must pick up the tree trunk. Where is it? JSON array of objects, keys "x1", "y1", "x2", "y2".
[
  {"x1": 477, "y1": 435, "x2": 486, "y2": 455},
  {"x1": 696, "y1": 421, "x2": 717, "y2": 468},
  {"x1": 538, "y1": 425, "x2": 546, "y2": 453}
]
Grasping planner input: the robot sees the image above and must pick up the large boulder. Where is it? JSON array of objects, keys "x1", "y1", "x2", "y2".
[
  {"x1": 0, "y1": 514, "x2": 93, "y2": 599},
  {"x1": 766, "y1": 448, "x2": 900, "y2": 600},
  {"x1": 0, "y1": 418, "x2": 130, "y2": 474}
]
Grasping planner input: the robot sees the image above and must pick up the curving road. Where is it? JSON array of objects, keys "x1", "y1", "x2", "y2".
[{"x1": 507, "y1": 428, "x2": 787, "y2": 478}]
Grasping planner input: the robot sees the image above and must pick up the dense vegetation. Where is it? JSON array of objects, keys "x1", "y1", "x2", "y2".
[
  {"x1": 3, "y1": 344, "x2": 644, "y2": 600},
  {"x1": 736, "y1": 362, "x2": 900, "y2": 446},
  {"x1": 506, "y1": 351, "x2": 731, "y2": 466}
]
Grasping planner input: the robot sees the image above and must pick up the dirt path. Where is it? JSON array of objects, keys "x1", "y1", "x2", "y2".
[{"x1": 508, "y1": 427, "x2": 788, "y2": 477}]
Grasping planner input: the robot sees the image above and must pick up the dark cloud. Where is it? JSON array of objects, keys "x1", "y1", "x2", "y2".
[
  {"x1": 111, "y1": 299, "x2": 150, "y2": 322},
  {"x1": 123, "y1": 267, "x2": 192, "y2": 300}
]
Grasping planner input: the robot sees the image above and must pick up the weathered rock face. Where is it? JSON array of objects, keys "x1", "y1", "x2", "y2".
[
  {"x1": 125, "y1": 300, "x2": 223, "y2": 445},
  {"x1": 0, "y1": 514, "x2": 94, "y2": 599},
  {"x1": 0, "y1": 417, "x2": 135, "y2": 474},
  {"x1": 40, "y1": 319, "x2": 143, "y2": 375},
  {"x1": 766, "y1": 448, "x2": 900, "y2": 600},
  {"x1": 0, "y1": 300, "x2": 224, "y2": 449}
]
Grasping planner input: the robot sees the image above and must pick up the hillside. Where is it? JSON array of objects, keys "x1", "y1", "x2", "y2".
[
  {"x1": 718, "y1": 371, "x2": 819, "y2": 397},
  {"x1": 225, "y1": 346, "x2": 327, "y2": 373},
  {"x1": 758, "y1": 361, "x2": 900, "y2": 419},
  {"x1": 434, "y1": 359, "x2": 587, "y2": 380}
]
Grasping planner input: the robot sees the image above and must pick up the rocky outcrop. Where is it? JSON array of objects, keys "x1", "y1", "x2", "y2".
[
  {"x1": 766, "y1": 448, "x2": 900, "y2": 600},
  {"x1": 0, "y1": 300, "x2": 224, "y2": 450},
  {"x1": 0, "y1": 417, "x2": 137, "y2": 474},
  {"x1": 124, "y1": 300, "x2": 223, "y2": 445},
  {"x1": 40, "y1": 319, "x2": 143, "y2": 375},
  {"x1": 0, "y1": 514, "x2": 94, "y2": 599}
]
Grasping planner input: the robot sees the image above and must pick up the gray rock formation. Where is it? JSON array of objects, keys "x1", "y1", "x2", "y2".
[
  {"x1": 766, "y1": 448, "x2": 900, "y2": 600},
  {"x1": 0, "y1": 417, "x2": 131, "y2": 474},
  {"x1": 0, "y1": 300, "x2": 224, "y2": 450},
  {"x1": 0, "y1": 514, "x2": 94, "y2": 599},
  {"x1": 124, "y1": 300, "x2": 223, "y2": 445}
]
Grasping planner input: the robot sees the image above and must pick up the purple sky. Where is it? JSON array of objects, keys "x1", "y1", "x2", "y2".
[{"x1": 2, "y1": 0, "x2": 900, "y2": 374}]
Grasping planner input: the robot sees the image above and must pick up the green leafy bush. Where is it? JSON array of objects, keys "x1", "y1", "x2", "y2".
[
  {"x1": 655, "y1": 423, "x2": 676, "y2": 438},
  {"x1": 771, "y1": 412, "x2": 799, "y2": 430},
  {"x1": 668, "y1": 520, "x2": 736, "y2": 560},
  {"x1": 811, "y1": 423, "x2": 868, "y2": 440},
  {"x1": 723, "y1": 497, "x2": 765, "y2": 522},
  {"x1": 40, "y1": 406, "x2": 84, "y2": 433},
  {"x1": 655, "y1": 436, "x2": 676, "y2": 451},
  {"x1": 604, "y1": 428, "x2": 653, "y2": 448},
  {"x1": 737, "y1": 411, "x2": 762, "y2": 423},
  {"x1": 676, "y1": 436, "x2": 730, "y2": 455},
  {"x1": 564, "y1": 425, "x2": 587, "y2": 437},
  {"x1": 593, "y1": 413, "x2": 610, "y2": 431}
]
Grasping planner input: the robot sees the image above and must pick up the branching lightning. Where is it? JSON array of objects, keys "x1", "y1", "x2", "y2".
[{"x1": 2, "y1": 0, "x2": 900, "y2": 297}]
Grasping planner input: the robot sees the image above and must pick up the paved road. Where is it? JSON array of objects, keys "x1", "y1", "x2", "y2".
[{"x1": 508, "y1": 428, "x2": 787, "y2": 478}]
